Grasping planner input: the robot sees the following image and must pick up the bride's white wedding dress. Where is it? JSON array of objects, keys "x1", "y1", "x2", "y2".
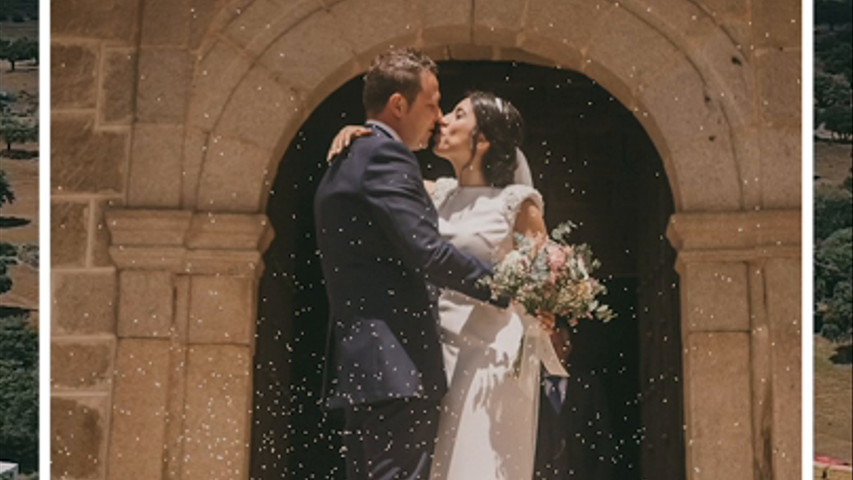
[{"x1": 429, "y1": 178, "x2": 561, "y2": 480}]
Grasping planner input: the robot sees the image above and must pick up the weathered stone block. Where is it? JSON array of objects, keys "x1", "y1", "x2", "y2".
[
  {"x1": 128, "y1": 124, "x2": 184, "y2": 207},
  {"x1": 52, "y1": 0, "x2": 140, "y2": 43},
  {"x1": 258, "y1": 11, "x2": 355, "y2": 93},
  {"x1": 637, "y1": 59, "x2": 729, "y2": 150},
  {"x1": 521, "y1": 0, "x2": 611, "y2": 70},
  {"x1": 91, "y1": 200, "x2": 117, "y2": 267},
  {"x1": 108, "y1": 339, "x2": 172, "y2": 480},
  {"x1": 416, "y1": 0, "x2": 471, "y2": 45},
  {"x1": 51, "y1": 201, "x2": 88, "y2": 268},
  {"x1": 51, "y1": 338, "x2": 115, "y2": 390},
  {"x1": 668, "y1": 133, "x2": 742, "y2": 211},
  {"x1": 196, "y1": 136, "x2": 273, "y2": 212},
  {"x1": 53, "y1": 270, "x2": 117, "y2": 335},
  {"x1": 51, "y1": 43, "x2": 99, "y2": 109},
  {"x1": 447, "y1": 44, "x2": 495, "y2": 61},
  {"x1": 188, "y1": 275, "x2": 254, "y2": 344},
  {"x1": 186, "y1": 213, "x2": 272, "y2": 250},
  {"x1": 118, "y1": 270, "x2": 175, "y2": 337},
  {"x1": 106, "y1": 209, "x2": 192, "y2": 247},
  {"x1": 215, "y1": 66, "x2": 303, "y2": 150},
  {"x1": 224, "y1": 0, "x2": 322, "y2": 55},
  {"x1": 101, "y1": 49, "x2": 138, "y2": 125},
  {"x1": 752, "y1": 0, "x2": 801, "y2": 48},
  {"x1": 180, "y1": 127, "x2": 209, "y2": 208},
  {"x1": 52, "y1": 114, "x2": 129, "y2": 193},
  {"x1": 472, "y1": 0, "x2": 525, "y2": 47},
  {"x1": 187, "y1": 40, "x2": 253, "y2": 132},
  {"x1": 765, "y1": 258, "x2": 801, "y2": 480},
  {"x1": 586, "y1": 6, "x2": 684, "y2": 99},
  {"x1": 759, "y1": 126, "x2": 801, "y2": 209},
  {"x1": 141, "y1": 0, "x2": 190, "y2": 47},
  {"x1": 190, "y1": 0, "x2": 245, "y2": 50},
  {"x1": 51, "y1": 395, "x2": 108, "y2": 480},
  {"x1": 182, "y1": 345, "x2": 252, "y2": 479},
  {"x1": 688, "y1": 28, "x2": 754, "y2": 129},
  {"x1": 685, "y1": 332, "x2": 753, "y2": 479},
  {"x1": 331, "y1": 0, "x2": 418, "y2": 60},
  {"x1": 136, "y1": 47, "x2": 190, "y2": 124},
  {"x1": 696, "y1": 0, "x2": 749, "y2": 19},
  {"x1": 755, "y1": 48, "x2": 801, "y2": 123},
  {"x1": 683, "y1": 262, "x2": 749, "y2": 331}
]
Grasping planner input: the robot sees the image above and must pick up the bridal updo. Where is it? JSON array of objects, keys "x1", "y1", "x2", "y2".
[{"x1": 468, "y1": 91, "x2": 524, "y2": 187}]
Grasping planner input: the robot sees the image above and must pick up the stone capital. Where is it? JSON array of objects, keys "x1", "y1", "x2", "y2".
[
  {"x1": 106, "y1": 209, "x2": 273, "y2": 276},
  {"x1": 666, "y1": 209, "x2": 800, "y2": 269}
]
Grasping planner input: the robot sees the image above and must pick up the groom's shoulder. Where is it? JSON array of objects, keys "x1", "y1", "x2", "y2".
[{"x1": 350, "y1": 132, "x2": 413, "y2": 163}]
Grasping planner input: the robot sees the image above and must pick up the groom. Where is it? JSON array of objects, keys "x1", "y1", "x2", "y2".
[{"x1": 314, "y1": 48, "x2": 503, "y2": 479}]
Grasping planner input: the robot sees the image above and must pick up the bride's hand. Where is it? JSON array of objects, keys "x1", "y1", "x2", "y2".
[
  {"x1": 327, "y1": 125, "x2": 372, "y2": 162},
  {"x1": 537, "y1": 311, "x2": 557, "y2": 335}
]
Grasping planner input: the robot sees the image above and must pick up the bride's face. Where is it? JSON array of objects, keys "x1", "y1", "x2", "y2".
[{"x1": 433, "y1": 98, "x2": 478, "y2": 168}]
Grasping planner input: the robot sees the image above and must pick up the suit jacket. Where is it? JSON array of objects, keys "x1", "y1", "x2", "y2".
[{"x1": 314, "y1": 123, "x2": 496, "y2": 410}]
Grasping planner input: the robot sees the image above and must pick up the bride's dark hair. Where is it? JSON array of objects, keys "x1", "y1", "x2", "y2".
[{"x1": 468, "y1": 91, "x2": 524, "y2": 187}]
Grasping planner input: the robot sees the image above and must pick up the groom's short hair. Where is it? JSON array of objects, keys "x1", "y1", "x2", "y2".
[{"x1": 363, "y1": 48, "x2": 438, "y2": 116}]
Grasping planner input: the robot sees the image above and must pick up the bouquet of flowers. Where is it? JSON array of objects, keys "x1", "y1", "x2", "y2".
[
  {"x1": 480, "y1": 221, "x2": 614, "y2": 375},
  {"x1": 482, "y1": 221, "x2": 614, "y2": 326}
]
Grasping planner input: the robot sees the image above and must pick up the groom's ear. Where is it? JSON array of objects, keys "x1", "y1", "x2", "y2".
[{"x1": 388, "y1": 92, "x2": 409, "y2": 117}]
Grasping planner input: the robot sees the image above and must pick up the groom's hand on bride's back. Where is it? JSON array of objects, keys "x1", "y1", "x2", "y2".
[{"x1": 327, "y1": 125, "x2": 372, "y2": 162}]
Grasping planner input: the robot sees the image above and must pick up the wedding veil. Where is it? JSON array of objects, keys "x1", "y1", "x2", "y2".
[{"x1": 513, "y1": 148, "x2": 534, "y2": 187}]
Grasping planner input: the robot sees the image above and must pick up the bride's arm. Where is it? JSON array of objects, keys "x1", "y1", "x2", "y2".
[
  {"x1": 423, "y1": 180, "x2": 435, "y2": 196},
  {"x1": 513, "y1": 198, "x2": 547, "y2": 245},
  {"x1": 513, "y1": 199, "x2": 555, "y2": 332}
]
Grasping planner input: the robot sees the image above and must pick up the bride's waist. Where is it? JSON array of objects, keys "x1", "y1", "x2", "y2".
[{"x1": 437, "y1": 294, "x2": 524, "y2": 351}]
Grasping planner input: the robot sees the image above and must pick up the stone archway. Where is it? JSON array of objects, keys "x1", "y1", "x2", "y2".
[{"x1": 94, "y1": 1, "x2": 801, "y2": 479}]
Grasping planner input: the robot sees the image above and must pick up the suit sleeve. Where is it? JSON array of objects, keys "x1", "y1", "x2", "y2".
[{"x1": 362, "y1": 140, "x2": 501, "y2": 304}]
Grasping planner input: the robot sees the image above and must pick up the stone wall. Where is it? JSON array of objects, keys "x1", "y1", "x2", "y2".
[{"x1": 50, "y1": 0, "x2": 802, "y2": 478}]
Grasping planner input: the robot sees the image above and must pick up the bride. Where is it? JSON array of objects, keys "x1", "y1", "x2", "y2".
[{"x1": 331, "y1": 91, "x2": 566, "y2": 480}]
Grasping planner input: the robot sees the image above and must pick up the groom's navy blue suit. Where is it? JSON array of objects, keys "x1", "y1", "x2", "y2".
[{"x1": 314, "y1": 122, "x2": 498, "y2": 479}]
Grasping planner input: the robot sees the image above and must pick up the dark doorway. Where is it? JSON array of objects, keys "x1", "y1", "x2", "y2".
[{"x1": 251, "y1": 61, "x2": 683, "y2": 480}]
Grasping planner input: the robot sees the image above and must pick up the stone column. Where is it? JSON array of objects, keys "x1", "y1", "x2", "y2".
[
  {"x1": 105, "y1": 209, "x2": 272, "y2": 480},
  {"x1": 667, "y1": 210, "x2": 800, "y2": 480}
]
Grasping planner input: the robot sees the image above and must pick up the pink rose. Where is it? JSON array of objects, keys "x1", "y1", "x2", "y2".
[{"x1": 547, "y1": 246, "x2": 567, "y2": 271}]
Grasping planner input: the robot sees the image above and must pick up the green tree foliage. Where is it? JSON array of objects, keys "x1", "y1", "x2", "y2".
[
  {"x1": 0, "y1": 315, "x2": 39, "y2": 472},
  {"x1": 815, "y1": 0, "x2": 853, "y2": 27},
  {"x1": 0, "y1": 169, "x2": 14, "y2": 207},
  {"x1": 814, "y1": 186, "x2": 853, "y2": 241},
  {"x1": 0, "y1": 170, "x2": 15, "y2": 295},
  {"x1": 0, "y1": 114, "x2": 37, "y2": 151},
  {"x1": 0, "y1": 243, "x2": 17, "y2": 295},
  {"x1": 815, "y1": 1, "x2": 852, "y2": 139},
  {"x1": 816, "y1": 228, "x2": 853, "y2": 343},
  {"x1": 0, "y1": 38, "x2": 38, "y2": 72}
]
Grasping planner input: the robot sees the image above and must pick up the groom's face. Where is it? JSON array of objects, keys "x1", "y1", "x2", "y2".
[{"x1": 400, "y1": 71, "x2": 442, "y2": 149}]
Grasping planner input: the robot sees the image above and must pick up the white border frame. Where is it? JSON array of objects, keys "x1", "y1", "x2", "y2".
[
  {"x1": 801, "y1": 0, "x2": 815, "y2": 478},
  {"x1": 38, "y1": 0, "x2": 51, "y2": 476}
]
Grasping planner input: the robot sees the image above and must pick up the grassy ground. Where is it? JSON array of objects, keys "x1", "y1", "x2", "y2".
[
  {"x1": 814, "y1": 335, "x2": 853, "y2": 464},
  {"x1": 815, "y1": 465, "x2": 853, "y2": 480},
  {"x1": 815, "y1": 142, "x2": 852, "y2": 188}
]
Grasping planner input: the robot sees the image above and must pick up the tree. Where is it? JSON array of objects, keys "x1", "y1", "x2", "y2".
[
  {"x1": 814, "y1": 186, "x2": 853, "y2": 241},
  {"x1": 0, "y1": 315, "x2": 39, "y2": 472},
  {"x1": 815, "y1": 228, "x2": 853, "y2": 343},
  {"x1": 0, "y1": 170, "x2": 15, "y2": 295},
  {"x1": 0, "y1": 114, "x2": 37, "y2": 151},
  {"x1": 0, "y1": 169, "x2": 15, "y2": 207},
  {"x1": 0, "y1": 38, "x2": 37, "y2": 72}
]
